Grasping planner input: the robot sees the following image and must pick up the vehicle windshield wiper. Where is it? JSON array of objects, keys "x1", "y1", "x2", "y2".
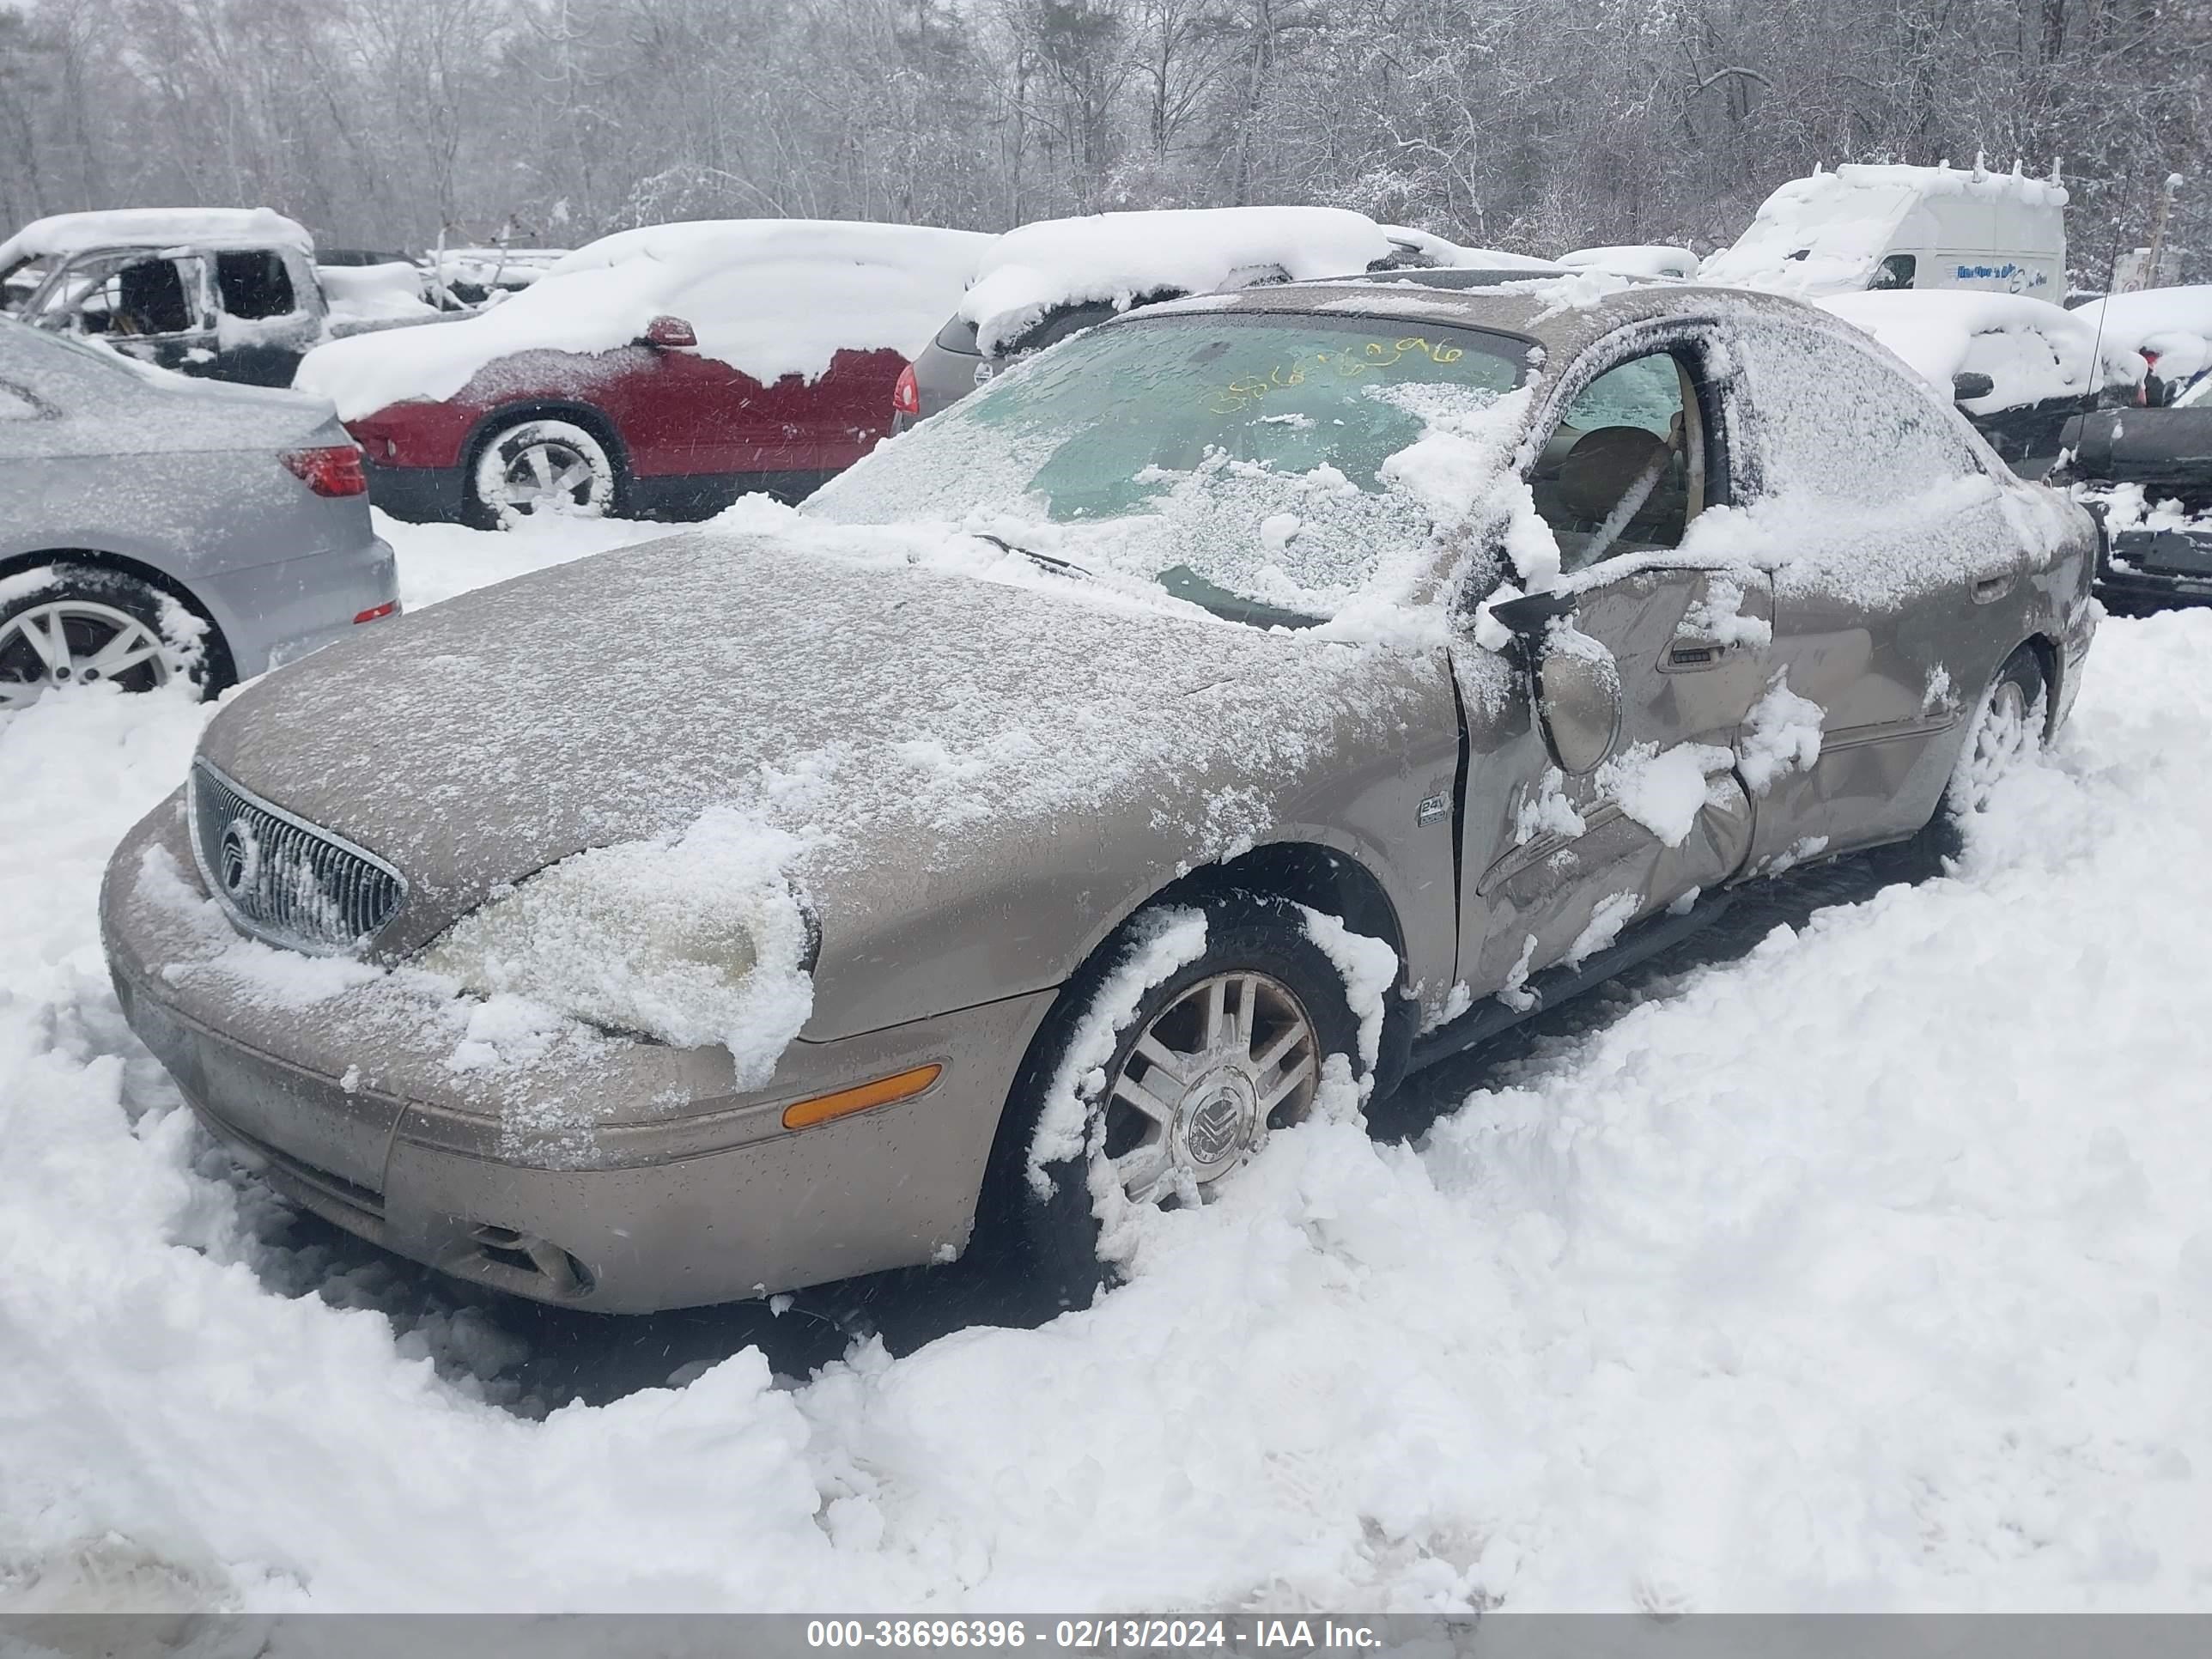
[
  {"x1": 973, "y1": 532, "x2": 1091, "y2": 579},
  {"x1": 1153, "y1": 563, "x2": 1324, "y2": 631}
]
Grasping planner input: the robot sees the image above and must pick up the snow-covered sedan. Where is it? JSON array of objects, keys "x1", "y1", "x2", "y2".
[
  {"x1": 101, "y1": 277, "x2": 2096, "y2": 1313},
  {"x1": 1, "y1": 319, "x2": 399, "y2": 710},
  {"x1": 896, "y1": 207, "x2": 1559, "y2": 424},
  {"x1": 294, "y1": 220, "x2": 989, "y2": 529}
]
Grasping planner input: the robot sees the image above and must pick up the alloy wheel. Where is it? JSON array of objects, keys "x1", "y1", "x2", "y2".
[
  {"x1": 493, "y1": 437, "x2": 605, "y2": 519},
  {"x1": 1099, "y1": 969, "x2": 1321, "y2": 1206},
  {"x1": 0, "y1": 599, "x2": 173, "y2": 710}
]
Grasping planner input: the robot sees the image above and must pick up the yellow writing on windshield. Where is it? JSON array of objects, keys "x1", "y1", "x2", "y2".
[{"x1": 1207, "y1": 336, "x2": 1467, "y2": 413}]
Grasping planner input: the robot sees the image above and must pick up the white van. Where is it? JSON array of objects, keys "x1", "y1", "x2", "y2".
[{"x1": 1702, "y1": 162, "x2": 2067, "y2": 301}]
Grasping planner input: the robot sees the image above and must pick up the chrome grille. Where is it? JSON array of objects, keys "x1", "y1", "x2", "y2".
[{"x1": 188, "y1": 759, "x2": 405, "y2": 956}]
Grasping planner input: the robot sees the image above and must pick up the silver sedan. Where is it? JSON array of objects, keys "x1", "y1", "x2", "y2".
[
  {"x1": 101, "y1": 280, "x2": 2096, "y2": 1313},
  {"x1": 0, "y1": 319, "x2": 398, "y2": 708}
]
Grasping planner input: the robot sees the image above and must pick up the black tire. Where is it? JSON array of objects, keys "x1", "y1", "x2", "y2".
[
  {"x1": 978, "y1": 890, "x2": 1371, "y2": 1310},
  {"x1": 1909, "y1": 644, "x2": 2047, "y2": 868},
  {"x1": 0, "y1": 562, "x2": 225, "y2": 709},
  {"x1": 465, "y1": 414, "x2": 623, "y2": 531}
]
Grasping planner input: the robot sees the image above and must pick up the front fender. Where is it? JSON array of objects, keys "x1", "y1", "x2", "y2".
[{"x1": 799, "y1": 657, "x2": 1464, "y2": 1040}]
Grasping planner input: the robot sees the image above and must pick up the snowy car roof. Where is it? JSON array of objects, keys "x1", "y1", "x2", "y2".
[
  {"x1": 1559, "y1": 245, "x2": 1700, "y2": 279},
  {"x1": 295, "y1": 218, "x2": 992, "y2": 422},
  {"x1": 0, "y1": 208, "x2": 313, "y2": 271},
  {"x1": 1819, "y1": 289, "x2": 2135, "y2": 414},
  {"x1": 957, "y1": 207, "x2": 1402, "y2": 356},
  {"x1": 2069, "y1": 286, "x2": 2212, "y2": 384}
]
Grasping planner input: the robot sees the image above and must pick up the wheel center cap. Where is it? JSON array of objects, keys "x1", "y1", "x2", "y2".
[{"x1": 1177, "y1": 1072, "x2": 1254, "y2": 1173}]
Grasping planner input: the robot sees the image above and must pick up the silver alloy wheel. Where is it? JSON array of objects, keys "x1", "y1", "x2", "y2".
[
  {"x1": 0, "y1": 599, "x2": 172, "y2": 710},
  {"x1": 474, "y1": 419, "x2": 614, "y2": 528},
  {"x1": 1100, "y1": 969, "x2": 1321, "y2": 1206}
]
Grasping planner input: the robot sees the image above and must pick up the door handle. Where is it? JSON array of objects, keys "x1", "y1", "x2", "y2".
[{"x1": 1971, "y1": 574, "x2": 2015, "y2": 605}]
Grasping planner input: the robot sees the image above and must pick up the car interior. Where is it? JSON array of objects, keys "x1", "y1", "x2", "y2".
[
  {"x1": 1528, "y1": 349, "x2": 1706, "y2": 570},
  {"x1": 214, "y1": 249, "x2": 297, "y2": 320}
]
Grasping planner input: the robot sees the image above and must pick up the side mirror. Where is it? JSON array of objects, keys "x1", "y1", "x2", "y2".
[
  {"x1": 641, "y1": 314, "x2": 698, "y2": 349},
  {"x1": 1485, "y1": 589, "x2": 1622, "y2": 775},
  {"x1": 1952, "y1": 370, "x2": 1995, "y2": 403},
  {"x1": 1532, "y1": 637, "x2": 1623, "y2": 775}
]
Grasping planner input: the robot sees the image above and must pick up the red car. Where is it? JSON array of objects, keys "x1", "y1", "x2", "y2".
[{"x1": 295, "y1": 220, "x2": 988, "y2": 529}]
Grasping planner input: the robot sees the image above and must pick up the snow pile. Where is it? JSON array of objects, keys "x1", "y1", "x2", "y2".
[
  {"x1": 2071, "y1": 285, "x2": 2212, "y2": 388},
  {"x1": 5, "y1": 508, "x2": 2212, "y2": 1607},
  {"x1": 0, "y1": 207, "x2": 313, "y2": 272},
  {"x1": 317, "y1": 262, "x2": 439, "y2": 327},
  {"x1": 1738, "y1": 673, "x2": 1826, "y2": 793},
  {"x1": 1558, "y1": 245, "x2": 1698, "y2": 280},
  {"x1": 1297, "y1": 906, "x2": 1399, "y2": 1076},
  {"x1": 1593, "y1": 741, "x2": 1735, "y2": 848},
  {"x1": 415, "y1": 808, "x2": 815, "y2": 1090},
  {"x1": 1702, "y1": 163, "x2": 2066, "y2": 298},
  {"x1": 295, "y1": 220, "x2": 989, "y2": 421},
  {"x1": 958, "y1": 207, "x2": 1394, "y2": 355},
  {"x1": 1820, "y1": 290, "x2": 2137, "y2": 412},
  {"x1": 2087, "y1": 482, "x2": 2202, "y2": 537}
]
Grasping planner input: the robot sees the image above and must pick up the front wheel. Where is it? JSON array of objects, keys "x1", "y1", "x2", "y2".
[
  {"x1": 984, "y1": 891, "x2": 1371, "y2": 1309},
  {"x1": 468, "y1": 416, "x2": 619, "y2": 530}
]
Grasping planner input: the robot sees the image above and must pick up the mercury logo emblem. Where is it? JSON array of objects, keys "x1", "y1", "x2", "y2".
[
  {"x1": 1184, "y1": 1091, "x2": 1243, "y2": 1166},
  {"x1": 219, "y1": 820, "x2": 260, "y2": 898}
]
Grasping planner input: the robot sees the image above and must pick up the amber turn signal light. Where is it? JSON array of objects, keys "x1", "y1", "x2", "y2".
[{"x1": 781, "y1": 1063, "x2": 942, "y2": 1131}]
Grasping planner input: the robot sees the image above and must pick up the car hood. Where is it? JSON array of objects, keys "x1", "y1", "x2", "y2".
[{"x1": 198, "y1": 528, "x2": 1444, "y2": 968}]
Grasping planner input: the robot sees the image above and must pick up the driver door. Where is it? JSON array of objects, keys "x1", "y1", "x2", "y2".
[{"x1": 1453, "y1": 341, "x2": 1774, "y2": 1001}]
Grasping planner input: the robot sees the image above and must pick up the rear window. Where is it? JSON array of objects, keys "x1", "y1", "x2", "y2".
[{"x1": 934, "y1": 314, "x2": 981, "y2": 355}]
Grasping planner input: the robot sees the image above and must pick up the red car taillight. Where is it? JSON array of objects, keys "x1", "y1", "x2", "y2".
[
  {"x1": 893, "y1": 362, "x2": 921, "y2": 416},
  {"x1": 282, "y1": 445, "x2": 368, "y2": 497}
]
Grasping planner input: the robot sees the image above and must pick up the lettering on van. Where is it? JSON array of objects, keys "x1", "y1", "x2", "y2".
[{"x1": 1952, "y1": 261, "x2": 2051, "y2": 293}]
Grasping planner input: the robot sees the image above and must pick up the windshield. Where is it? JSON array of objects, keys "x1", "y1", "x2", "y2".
[{"x1": 807, "y1": 311, "x2": 1527, "y2": 623}]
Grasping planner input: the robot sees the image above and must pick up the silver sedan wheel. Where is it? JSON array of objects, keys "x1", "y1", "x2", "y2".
[
  {"x1": 0, "y1": 599, "x2": 173, "y2": 710},
  {"x1": 1100, "y1": 969, "x2": 1321, "y2": 1206},
  {"x1": 473, "y1": 419, "x2": 614, "y2": 529}
]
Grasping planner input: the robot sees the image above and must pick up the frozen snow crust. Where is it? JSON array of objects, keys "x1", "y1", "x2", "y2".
[
  {"x1": 8, "y1": 515, "x2": 2212, "y2": 1611},
  {"x1": 294, "y1": 219, "x2": 989, "y2": 421}
]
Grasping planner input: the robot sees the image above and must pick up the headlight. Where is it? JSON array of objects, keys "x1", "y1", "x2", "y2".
[{"x1": 416, "y1": 812, "x2": 816, "y2": 1087}]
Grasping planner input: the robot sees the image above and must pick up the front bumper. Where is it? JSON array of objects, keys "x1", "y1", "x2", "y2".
[
  {"x1": 2098, "y1": 529, "x2": 2212, "y2": 614},
  {"x1": 102, "y1": 794, "x2": 1053, "y2": 1313}
]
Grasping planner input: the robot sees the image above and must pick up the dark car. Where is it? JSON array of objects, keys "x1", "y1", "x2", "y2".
[{"x1": 2061, "y1": 375, "x2": 2212, "y2": 611}]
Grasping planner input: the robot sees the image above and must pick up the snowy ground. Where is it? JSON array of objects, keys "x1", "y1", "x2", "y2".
[{"x1": 3, "y1": 509, "x2": 2211, "y2": 1612}]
